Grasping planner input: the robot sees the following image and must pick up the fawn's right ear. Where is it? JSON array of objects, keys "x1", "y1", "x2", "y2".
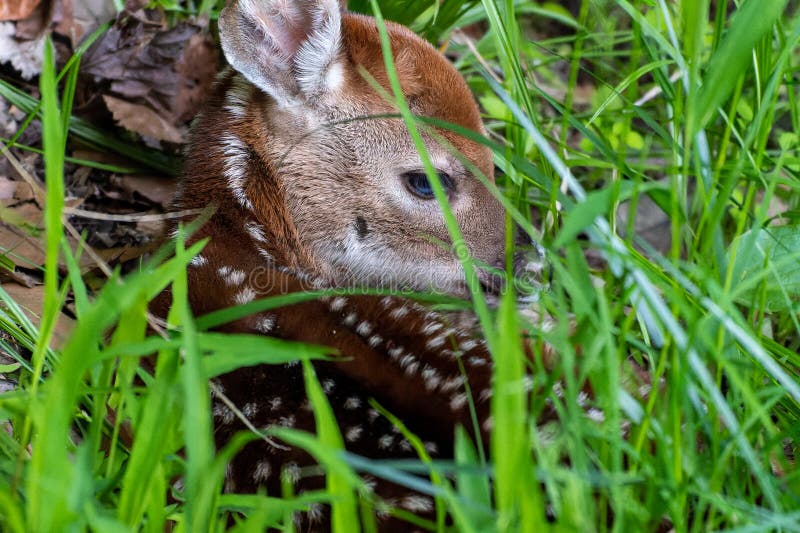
[{"x1": 218, "y1": 0, "x2": 344, "y2": 108}]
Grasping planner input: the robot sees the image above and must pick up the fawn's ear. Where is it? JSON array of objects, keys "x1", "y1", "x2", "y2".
[{"x1": 218, "y1": 0, "x2": 344, "y2": 107}]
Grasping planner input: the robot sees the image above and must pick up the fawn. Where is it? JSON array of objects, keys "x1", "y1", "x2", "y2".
[{"x1": 152, "y1": 0, "x2": 549, "y2": 528}]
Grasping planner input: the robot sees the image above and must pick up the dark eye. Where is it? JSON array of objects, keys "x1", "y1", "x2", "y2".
[{"x1": 402, "y1": 171, "x2": 454, "y2": 200}]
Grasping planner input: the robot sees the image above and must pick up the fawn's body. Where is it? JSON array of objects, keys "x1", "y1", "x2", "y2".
[{"x1": 152, "y1": 0, "x2": 547, "y2": 528}]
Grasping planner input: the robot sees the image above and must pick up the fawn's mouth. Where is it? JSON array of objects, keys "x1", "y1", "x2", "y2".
[
  {"x1": 472, "y1": 241, "x2": 549, "y2": 306},
  {"x1": 476, "y1": 267, "x2": 505, "y2": 296}
]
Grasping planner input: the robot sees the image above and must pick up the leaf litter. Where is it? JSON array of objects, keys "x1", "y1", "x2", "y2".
[{"x1": 1, "y1": 2, "x2": 217, "y2": 352}]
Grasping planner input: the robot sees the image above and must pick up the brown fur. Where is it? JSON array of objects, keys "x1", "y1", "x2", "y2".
[{"x1": 150, "y1": 1, "x2": 551, "y2": 529}]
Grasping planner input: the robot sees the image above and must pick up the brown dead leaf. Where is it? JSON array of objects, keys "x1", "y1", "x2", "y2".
[
  {"x1": 103, "y1": 95, "x2": 185, "y2": 144},
  {"x1": 1, "y1": 282, "x2": 74, "y2": 348},
  {"x1": 13, "y1": 0, "x2": 50, "y2": 39},
  {"x1": 0, "y1": 201, "x2": 102, "y2": 271},
  {"x1": 0, "y1": 222, "x2": 46, "y2": 267},
  {"x1": 0, "y1": 0, "x2": 42, "y2": 22},
  {"x1": 111, "y1": 174, "x2": 176, "y2": 208},
  {"x1": 93, "y1": 240, "x2": 159, "y2": 265},
  {"x1": 12, "y1": 180, "x2": 38, "y2": 204},
  {"x1": 0, "y1": 265, "x2": 37, "y2": 287},
  {"x1": 53, "y1": 0, "x2": 115, "y2": 47},
  {"x1": 80, "y1": 9, "x2": 218, "y2": 143},
  {"x1": 0, "y1": 177, "x2": 17, "y2": 201},
  {"x1": 174, "y1": 32, "x2": 218, "y2": 123}
]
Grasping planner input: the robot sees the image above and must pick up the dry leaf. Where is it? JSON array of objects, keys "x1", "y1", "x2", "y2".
[
  {"x1": 1, "y1": 282, "x2": 75, "y2": 348},
  {"x1": 0, "y1": 177, "x2": 17, "y2": 201},
  {"x1": 0, "y1": 265, "x2": 37, "y2": 287},
  {"x1": 81, "y1": 10, "x2": 218, "y2": 143},
  {"x1": 103, "y1": 95, "x2": 185, "y2": 144},
  {"x1": 0, "y1": 0, "x2": 42, "y2": 22},
  {"x1": 0, "y1": 201, "x2": 101, "y2": 271},
  {"x1": 54, "y1": 0, "x2": 116, "y2": 47},
  {"x1": 174, "y1": 32, "x2": 218, "y2": 122},
  {"x1": 111, "y1": 174, "x2": 176, "y2": 208},
  {"x1": 0, "y1": 219, "x2": 45, "y2": 267}
]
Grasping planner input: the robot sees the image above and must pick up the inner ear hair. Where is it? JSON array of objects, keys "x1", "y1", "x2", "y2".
[{"x1": 218, "y1": 0, "x2": 344, "y2": 107}]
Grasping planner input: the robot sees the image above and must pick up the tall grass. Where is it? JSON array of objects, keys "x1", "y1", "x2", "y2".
[{"x1": 1, "y1": 0, "x2": 799, "y2": 531}]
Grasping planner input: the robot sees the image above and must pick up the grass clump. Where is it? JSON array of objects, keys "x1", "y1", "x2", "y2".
[{"x1": 1, "y1": 0, "x2": 799, "y2": 531}]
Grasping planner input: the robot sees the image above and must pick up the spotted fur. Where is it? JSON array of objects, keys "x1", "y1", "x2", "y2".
[{"x1": 148, "y1": 0, "x2": 569, "y2": 530}]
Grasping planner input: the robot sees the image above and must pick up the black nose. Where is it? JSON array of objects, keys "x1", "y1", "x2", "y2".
[
  {"x1": 474, "y1": 230, "x2": 549, "y2": 302},
  {"x1": 513, "y1": 231, "x2": 549, "y2": 302}
]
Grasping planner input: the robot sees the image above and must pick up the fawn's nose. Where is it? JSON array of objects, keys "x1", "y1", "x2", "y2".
[
  {"x1": 512, "y1": 231, "x2": 549, "y2": 303},
  {"x1": 475, "y1": 229, "x2": 549, "y2": 303}
]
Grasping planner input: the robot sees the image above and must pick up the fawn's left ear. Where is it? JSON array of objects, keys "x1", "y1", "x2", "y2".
[{"x1": 218, "y1": 0, "x2": 344, "y2": 107}]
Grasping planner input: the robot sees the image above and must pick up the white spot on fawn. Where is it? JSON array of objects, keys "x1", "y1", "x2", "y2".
[
  {"x1": 344, "y1": 396, "x2": 361, "y2": 410},
  {"x1": 467, "y1": 356, "x2": 488, "y2": 367},
  {"x1": 268, "y1": 397, "x2": 282, "y2": 411},
  {"x1": 307, "y1": 502, "x2": 324, "y2": 524},
  {"x1": 404, "y1": 361, "x2": 420, "y2": 376},
  {"x1": 243, "y1": 402, "x2": 258, "y2": 417},
  {"x1": 424, "y1": 441, "x2": 438, "y2": 454},
  {"x1": 343, "y1": 313, "x2": 358, "y2": 326},
  {"x1": 234, "y1": 286, "x2": 256, "y2": 304},
  {"x1": 450, "y1": 392, "x2": 469, "y2": 411},
  {"x1": 282, "y1": 462, "x2": 301, "y2": 483},
  {"x1": 378, "y1": 434, "x2": 395, "y2": 449},
  {"x1": 219, "y1": 266, "x2": 246, "y2": 286},
  {"x1": 368, "y1": 334, "x2": 383, "y2": 348},
  {"x1": 440, "y1": 375, "x2": 464, "y2": 393},
  {"x1": 389, "y1": 306, "x2": 409, "y2": 320},
  {"x1": 329, "y1": 297, "x2": 348, "y2": 312},
  {"x1": 345, "y1": 426, "x2": 363, "y2": 442},
  {"x1": 426, "y1": 334, "x2": 447, "y2": 350},
  {"x1": 278, "y1": 415, "x2": 296, "y2": 427},
  {"x1": 322, "y1": 379, "x2": 335, "y2": 393},
  {"x1": 189, "y1": 254, "x2": 207, "y2": 267},
  {"x1": 587, "y1": 408, "x2": 605, "y2": 422},
  {"x1": 362, "y1": 475, "x2": 377, "y2": 491},
  {"x1": 459, "y1": 339, "x2": 478, "y2": 352},
  {"x1": 213, "y1": 403, "x2": 235, "y2": 425},
  {"x1": 356, "y1": 321, "x2": 373, "y2": 337},
  {"x1": 421, "y1": 322, "x2": 443, "y2": 335},
  {"x1": 256, "y1": 314, "x2": 277, "y2": 333},
  {"x1": 387, "y1": 346, "x2": 404, "y2": 360},
  {"x1": 577, "y1": 390, "x2": 589, "y2": 407},
  {"x1": 399, "y1": 354, "x2": 418, "y2": 372},
  {"x1": 224, "y1": 463, "x2": 235, "y2": 492},
  {"x1": 253, "y1": 460, "x2": 271, "y2": 482},
  {"x1": 402, "y1": 495, "x2": 434, "y2": 512},
  {"x1": 422, "y1": 366, "x2": 442, "y2": 391}
]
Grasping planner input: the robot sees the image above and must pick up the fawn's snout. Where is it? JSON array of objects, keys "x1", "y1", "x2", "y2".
[{"x1": 475, "y1": 227, "x2": 549, "y2": 303}]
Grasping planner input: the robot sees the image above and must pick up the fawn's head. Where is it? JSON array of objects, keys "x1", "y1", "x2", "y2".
[{"x1": 217, "y1": 0, "x2": 538, "y2": 296}]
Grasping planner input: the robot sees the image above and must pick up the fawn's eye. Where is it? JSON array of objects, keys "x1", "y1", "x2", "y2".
[{"x1": 402, "y1": 171, "x2": 455, "y2": 200}]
